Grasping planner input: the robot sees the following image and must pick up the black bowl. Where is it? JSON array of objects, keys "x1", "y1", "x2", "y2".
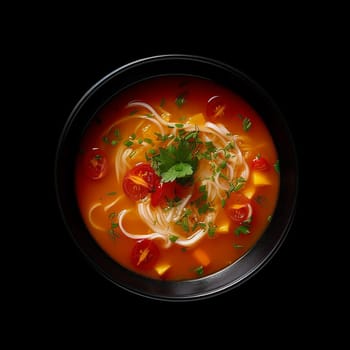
[{"x1": 55, "y1": 54, "x2": 298, "y2": 301}]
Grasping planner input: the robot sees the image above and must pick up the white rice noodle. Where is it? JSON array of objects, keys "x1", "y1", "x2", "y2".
[
  {"x1": 113, "y1": 103, "x2": 252, "y2": 249},
  {"x1": 88, "y1": 202, "x2": 105, "y2": 231},
  {"x1": 104, "y1": 113, "x2": 165, "y2": 136},
  {"x1": 172, "y1": 194, "x2": 192, "y2": 222},
  {"x1": 103, "y1": 195, "x2": 123, "y2": 212},
  {"x1": 127, "y1": 101, "x2": 175, "y2": 129},
  {"x1": 118, "y1": 209, "x2": 172, "y2": 248}
]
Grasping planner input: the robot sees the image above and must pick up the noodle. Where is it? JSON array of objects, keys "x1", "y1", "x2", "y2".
[
  {"x1": 76, "y1": 75, "x2": 280, "y2": 280},
  {"x1": 108, "y1": 101, "x2": 250, "y2": 248}
]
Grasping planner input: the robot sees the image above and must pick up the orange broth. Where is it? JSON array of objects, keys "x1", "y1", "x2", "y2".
[{"x1": 75, "y1": 76, "x2": 280, "y2": 280}]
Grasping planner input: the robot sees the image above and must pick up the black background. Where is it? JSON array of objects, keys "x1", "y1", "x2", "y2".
[{"x1": 22, "y1": 12, "x2": 337, "y2": 341}]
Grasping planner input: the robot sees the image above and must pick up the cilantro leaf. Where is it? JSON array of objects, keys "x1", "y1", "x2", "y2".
[
  {"x1": 161, "y1": 163, "x2": 193, "y2": 182},
  {"x1": 151, "y1": 131, "x2": 200, "y2": 184}
]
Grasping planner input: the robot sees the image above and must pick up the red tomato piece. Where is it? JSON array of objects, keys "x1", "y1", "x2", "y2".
[
  {"x1": 123, "y1": 163, "x2": 160, "y2": 201},
  {"x1": 151, "y1": 181, "x2": 176, "y2": 207},
  {"x1": 226, "y1": 192, "x2": 252, "y2": 225},
  {"x1": 151, "y1": 181, "x2": 191, "y2": 207},
  {"x1": 206, "y1": 96, "x2": 226, "y2": 121},
  {"x1": 83, "y1": 148, "x2": 108, "y2": 180},
  {"x1": 131, "y1": 239, "x2": 160, "y2": 270},
  {"x1": 251, "y1": 156, "x2": 270, "y2": 171}
]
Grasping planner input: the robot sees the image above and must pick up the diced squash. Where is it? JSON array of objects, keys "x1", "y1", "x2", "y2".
[
  {"x1": 187, "y1": 113, "x2": 206, "y2": 126},
  {"x1": 216, "y1": 223, "x2": 230, "y2": 234},
  {"x1": 242, "y1": 184, "x2": 256, "y2": 199},
  {"x1": 154, "y1": 263, "x2": 171, "y2": 277},
  {"x1": 192, "y1": 248, "x2": 210, "y2": 267},
  {"x1": 252, "y1": 171, "x2": 271, "y2": 186}
]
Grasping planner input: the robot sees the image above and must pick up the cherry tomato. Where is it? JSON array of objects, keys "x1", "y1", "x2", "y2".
[
  {"x1": 151, "y1": 181, "x2": 175, "y2": 207},
  {"x1": 123, "y1": 163, "x2": 160, "y2": 201},
  {"x1": 251, "y1": 156, "x2": 270, "y2": 171},
  {"x1": 151, "y1": 181, "x2": 191, "y2": 207},
  {"x1": 83, "y1": 148, "x2": 108, "y2": 180},
  {"x1": 226, "y1": 192, "x2": 252, "y2": 225},
  {"x1": 206, "y1": 96, "x2": 226, "y2": 121},
  {"x1": 131, "y1": 239, "x2": 160, "y2": 270}
]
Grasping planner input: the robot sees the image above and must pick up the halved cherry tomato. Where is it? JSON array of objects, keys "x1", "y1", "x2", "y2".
[
  {"x1": 83, "y1": 148, "x2": 108, "y2": 180},
  {"x1": 251, "y1": 156, "x2": 270, "y2": 171},
  {"x1": 206, "y1": 95, "x2": 226, "y2": 121},
  {"x1": 151, "y1": 181, "x2": 176, "y2": 207},
  {"x1": 226, "y1": 192, "x2": 253, "y2": 225},
  {"x1": 131, "y1": 239, "x2": 160, "y2": 270},
  {"x1": 123, "y1": 163, "x2": 160, "y2": 201},
  {"x1": 151, "y1": 181, "x2": 191, "y2": 207}
]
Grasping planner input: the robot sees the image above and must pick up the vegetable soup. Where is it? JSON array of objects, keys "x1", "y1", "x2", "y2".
[{"x1": 75, "y1": 76, "x2": 280, "y2": 280}]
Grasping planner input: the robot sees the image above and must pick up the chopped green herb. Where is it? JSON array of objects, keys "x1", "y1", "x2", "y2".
[
  {"x1": 267, "y1": 215, "x2": 272, "y2": 223},
  {"x1": 108, "y1": 212, "x2": 117, "y2": 219},
  {"x1": 143, "y1": 138, "x2": 153, "y2": 144},
  {"x1": 226, "y1": 177, "x2": 247, "y2": 197},
  {"x1": 175, "y1": 93, "x2": 186, "y2": 107},
  {"x1": 161, "y1": 162, "x2": 193, "y2": 182},
  {"x1": 194, "y1": 265, "x2": 204, "y2": 276},
  {"x1": 207, "y1": 223, "x2": 217, "y2": 237},
  {"x1": 124, "y1": 140, "x2": 133, "y2": 147},
  {"x1": 106, "y1": 191, "x2": 117, "y2": 196},
  {"x1": 176, "y1": 215, "x2": 190, "y2": 233},
  {"x1": 129, "y1": 109, "x2": 138, "y2": 115},
  {"x1": 102, "y1": 136, "x2": 109, "y2": 144},
  {"x1": 254, "y1": 195, "x2": 266, "y2": 206},
  {"x1": 233, "y1": 244, "x2": 244, "y2": 248},
  {"x1": 242, "y1": 117, "x2": 252, "y2": 132},
  {"x1": 234, "y1": 225, "x2": 251, "y2": 235},
  {"x1": 151, "y1": 131, "x2": 200, "y2": 184},
  {"x1": 169, "y1": 235, "x2": 179, "y2": 243},
  {"x1": 274, "y1": 160, "x2": 280, "y2": 173}
]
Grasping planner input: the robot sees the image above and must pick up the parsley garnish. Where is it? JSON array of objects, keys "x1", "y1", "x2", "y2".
[
  {"x1": 234, "y1": 225, "x2": 250, "y2": 235},
  {"x1": 238, "y1": 114, "x2": 252, "y2": 132},
  {"x1": 175, "y1": 93, "x2": 186, "y2": 107},
  {"x1": 151, "y1": 131, "x2": 199, "y2": 184},
  {"x1": 242, "y1": 117, "x2": 252, "y2": 132},
  {"x1": 194, "y1": 265, "x2": 204, "y2": 276},
  {"x1": 274, "y1": 160, "x2": 280, "y2": 173}
]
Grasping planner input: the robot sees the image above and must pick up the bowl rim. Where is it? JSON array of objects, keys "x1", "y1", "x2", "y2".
[{"x1": 55, "y1": 54, "x2": 298, "y2": 301}]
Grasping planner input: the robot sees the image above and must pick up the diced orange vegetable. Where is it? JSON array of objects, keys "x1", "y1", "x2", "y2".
[
  {"x1": 242, "y1": 184, "x2": 256, "y2": 199},
  {"x1": 187, "y1": 113, "x2": 206, "y2": 126},
  {"x1": 192, "y1": 248, "x2": 210, "y2": 267},
  {"x1": 154, "y1": 263, "x2": 171, "y2": 277},
  {"x1": 252, "y1": 171, "x2": 271, "y2": 186},
  {"x1": 216, "y1": 223, "x2": 229, "y2": 234}
]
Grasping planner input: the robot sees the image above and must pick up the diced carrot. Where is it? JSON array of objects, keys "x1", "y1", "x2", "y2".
[
  {"x1": 252, "y1": 171, "x2": 271, "y2": 186},
  {"x1": 154, "y1": 263, "x2": 171, "y2": 277},
  {"x1": 242, "y1": 184, "x2": 256, "y2": 199},
  {"x1": 216, "y1": 223, "x2": 229, "y2": 234},
  {"x1": 192, "y1": 248, "x2": 210, "y2": 267},
  {"x1": 187, "y1": 113, "x2": 206, "y2": 126}
]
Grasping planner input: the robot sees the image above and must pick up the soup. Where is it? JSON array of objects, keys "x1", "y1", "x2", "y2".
[{"x1": 75, "y1": 76, "x2": 280, "y2": 281}]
